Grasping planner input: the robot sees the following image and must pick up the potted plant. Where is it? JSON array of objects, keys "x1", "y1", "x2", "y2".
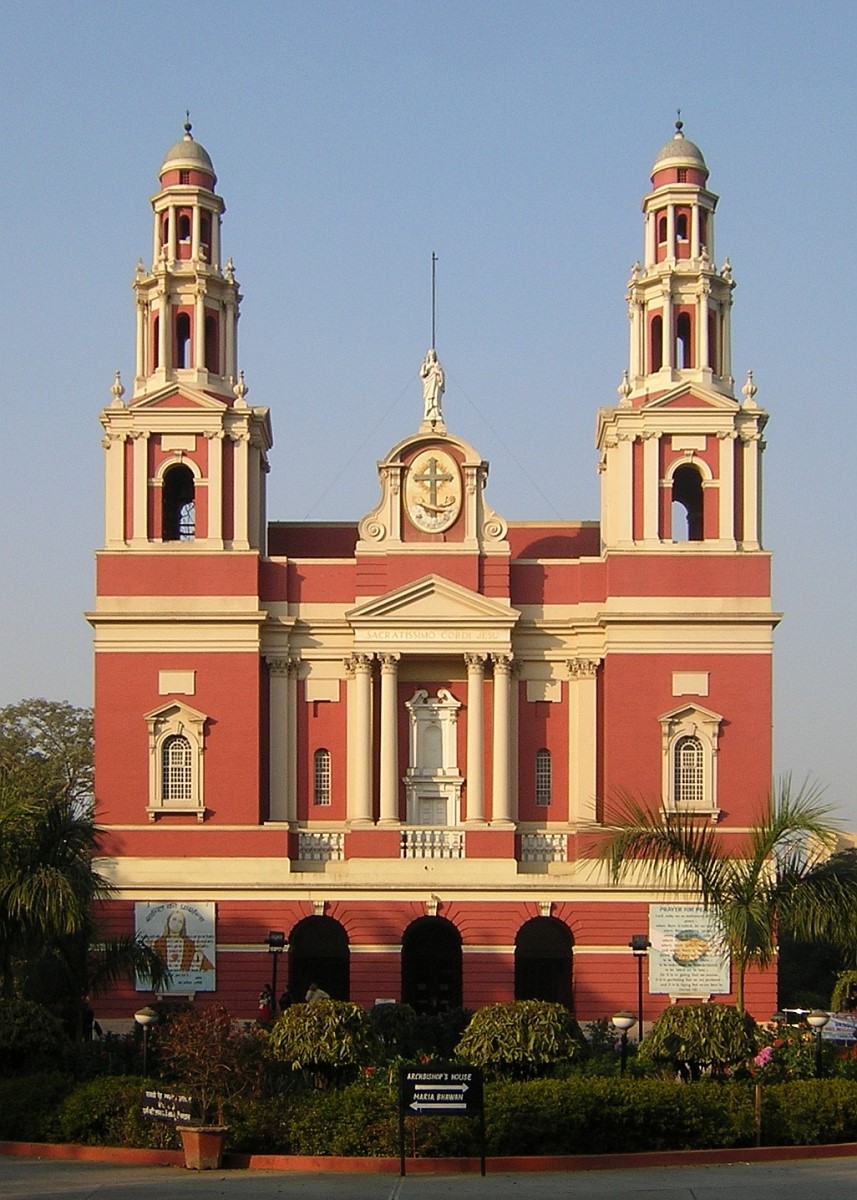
[{"x1": 154, "y1": 1002, "x2": 261, "y2": 1169}]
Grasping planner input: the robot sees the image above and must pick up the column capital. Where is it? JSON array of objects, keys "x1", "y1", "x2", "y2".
[
  {"x1": 491, "y1": 653, "x2": 514, "y2": 674},
  {"x1": 567, "y1": 656, "x2": 601, "y2": 680},
  {"x1": 266, "y1": 655, "x2": 298, "y2": 677},
  {"x1": 345, "y1": 652, "x2": 374, "y2": 674},
  {"x1": 465, "y1": 652, "x2": 487, "y2": 672},
  {"x1": 378, "y1": 652, "x2": 400, "y2": 672}
]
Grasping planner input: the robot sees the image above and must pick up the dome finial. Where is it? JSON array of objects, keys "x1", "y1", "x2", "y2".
[
  {"x1": 675, "y1": 108, "x2": 684, "y2": 138},
  {"x1": 184, "y1": 111, "x2": 193, "y2": 139}
]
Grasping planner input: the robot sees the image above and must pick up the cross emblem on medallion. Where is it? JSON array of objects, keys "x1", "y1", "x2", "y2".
[{"x1": 413, "y1": 456, "x2": 454, "y2": 509}]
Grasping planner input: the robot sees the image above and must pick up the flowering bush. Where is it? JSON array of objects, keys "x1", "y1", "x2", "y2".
[{"x1": 749, "y1": 1022, "x2": 831, "y2": 1082}]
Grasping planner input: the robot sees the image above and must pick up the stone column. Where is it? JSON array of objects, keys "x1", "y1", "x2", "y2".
[
  {"x1": 616, "y1": 432, "x2": 635, "y2": 546},
  {"x1": 194, "y1": 290, "x2": 206, "y2": 369},
  {"x1": 568, "y1": 657, "x2": 600, "y2": 824},
  {"x1": 491, "y1": 654, "x2": 513, "y2": 824},
  {"x1": 348, "y1": 654, "x2": 374, "y2": 824},
  {"x1": 232, "y1": 428, "x2": 250, "y2": 549},
  {"x1": 741, "y1": 431, "x2": 761, "y2": 549},
  {"x1": 691, "y1": 203, "x2": 700, "y2": 258},
  {"x1": 131, "y1": 431, "x2": 149, "y2": 544},
  {"x1": 266, "y1": 657, "x2": 295, "y2": 822},
  {"x1": 378, "y1": 654, "x2": 400, "y2": 824},
  {"x1": 465, "y1": 653, "x2": 486, "y2": 823},
  {"x1": 103, "y1": 431, "x2": 127, "y2": 548},
  {"x1": 642, "y1": 430, "x2": 660, "y2": 543},
  {"x1": 718, "y1": 429, "x2": 737, "y2": 545}
]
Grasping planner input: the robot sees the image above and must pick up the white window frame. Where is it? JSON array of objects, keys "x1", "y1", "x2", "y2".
[
  {"x1": 659, "y1": 703, "x2": 722, "y2": 821},
  {"x1": 144, "y1": 701, "x2": 207, "y2": 821}
]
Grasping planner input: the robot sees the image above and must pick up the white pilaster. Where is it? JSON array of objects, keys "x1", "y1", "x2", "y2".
[
  {"x1": 568, "y1": 657, "x2": 600, "y2": 824},
  {"x1": 232, "y1": 429, "x2": 250, "y2": 548},
  {"x1": 491, "y1": 654, "x2": 513, "y2": 824},
  {"x1": 378, "y1": 654, "x2": 400, "y2": 824},
  {"x1": 267, "y1": 657, "x2": 292, "y2": 822},
  {"x1": 349, "y1": 654, "x2": 374, "y2": 824},
  {"x1": 741, "y1": 431, "x2": 761, "y2": 549},
  {"x1": 465, "y1": 653, "x2": 486, "y2": 823},
  {"x1": 131, "y1": 431, "x2": 149, "y2": 544},
  {"x1": 718, "y1": 430, "x2": 736, "y2": 545},
  {"x1": 642, "y1": 431, "x2": 660, "y2": 543}
]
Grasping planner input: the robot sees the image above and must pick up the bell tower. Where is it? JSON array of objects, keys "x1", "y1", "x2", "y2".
[
  {"x1": 98, "y1": 124, "x2": 271, "y2": 553},
  {"x1": 596, "y1": 124, "x2": 768, "y2": 551},
  {"x1": 133, "y1": 119, "x2": 239, "y2": 397}
]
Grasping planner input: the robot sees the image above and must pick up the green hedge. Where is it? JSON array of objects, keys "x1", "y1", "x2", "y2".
[{"x1": 8, "y1": 1074, "x2": 857, "y2": 1155}]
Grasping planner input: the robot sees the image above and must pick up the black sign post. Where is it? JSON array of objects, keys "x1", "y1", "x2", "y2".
[{"x1": 398, "y1": 1065, "x2": 485, "y2": 1176}]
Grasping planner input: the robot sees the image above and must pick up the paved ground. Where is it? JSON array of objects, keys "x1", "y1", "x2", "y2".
[{"x1": 3, "y1": 1158, "x2": 857, "y2": 1200}]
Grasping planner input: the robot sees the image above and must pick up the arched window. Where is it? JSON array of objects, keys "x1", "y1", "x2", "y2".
[
  {"x1": 145, "y1": 701, "x2": 207, "y2": 820},
  {"x1": 162, "y1": 734, "x2": 192, "y2": 801},
  {"x1": 650, "y1": 314, "x2": 663, "y2": 372},
  {"x1": 401, "y1": 917, "x2": 462, "y2": 1014},
  {"x1": 671, "y1": 464, "x2": 703, "y2": 541},
  {"x1": 161, "y1": 213, "x2": 169, "y2": 247},
  {"x1": 314, "y1": 748, "x2": 331, "y2": 806},
  {"x1": 175, "y1": 312, "x2": 191, "y2": 368},
  {"x1": 676, "y1": 212, "x2": 688, "y2": 241},
  {"x1": 674, "y1": 735, "x2": 704, "y2": 808},
  {"x1": 659, "y1": 704, "x2": 722, "y2": 818},
  {"x1": 162, "y1": 464, "x2": 195, "y2": 542},
  {"x1": 535, "y1": 749, "x2": 552, "y2": 807},
  {"x1": 288, "y1": 916, "x2": 349, "y2": 1003},
  {"x1": 152, "y1": 316, "x2": 160, "y2": 370},
  {"x1": 515, "y1": 918, "x2": 573, "y2": 1007},
  {"x1": 657, "y1": 214, "x2": 667, "y2": 242},
  {"x1": 178, "y1": 213, "x2": 191, "y2": 241},
  {"x1": 676, "y1": 311, "x2": 692, "y2": 368}
]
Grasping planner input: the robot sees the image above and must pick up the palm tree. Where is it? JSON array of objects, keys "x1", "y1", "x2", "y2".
[
  {"x1": 0, "y1": 778, "x2": 167, "y2": 1015},
  {"x1": 601, "y1": 778, "x2": 857, "y2": 1012}
]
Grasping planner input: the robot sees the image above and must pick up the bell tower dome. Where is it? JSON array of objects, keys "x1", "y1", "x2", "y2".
[{"x1": 132, "y1": 121, "x2": 241, "y2": 399}]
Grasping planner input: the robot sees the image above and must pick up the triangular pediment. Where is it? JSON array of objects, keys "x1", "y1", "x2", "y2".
[
  {"x1": 643, "y1": 383, "x2": 738, "y2": 413},
  {"x1": 130, "y1": 382, "x2": 228, "y2": 412},
  {"x1": 348, "y1": 574, "x2": 519, "y2": 637}
]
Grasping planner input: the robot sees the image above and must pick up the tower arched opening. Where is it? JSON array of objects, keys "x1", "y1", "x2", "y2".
[
  {"x1": 650, "y1": 314, "x2": 663, "y2": 372},
  {"x1": 162, "y1": 464, "x2": 195, "y2": 541},
  {"x1": 175, "y1": 312, "x2": 191, "y2": 368},
  {"x1": 676, "y1": 311, "x2": 692, "y2": 369},
  {"x1": 671, "y1": 463, "x2": 703, "y2": 541}
]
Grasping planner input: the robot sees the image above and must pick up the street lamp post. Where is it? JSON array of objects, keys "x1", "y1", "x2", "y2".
[
  {"x1": 134, "y1": 1005, "x2": 158, "y2": 1077},
  {"x1": 611, "y1": 1011, "x2": 636, "y2": 1075},
  {"x1": 265, "y1": 930, "x2": 287, "y2": 1009},
  {"x1": 807, "y1": 1009, "x2": 830, "y2": 1077},
  {"x1": 629, "y1": 934, "x2": 650, "y2": 1042}
]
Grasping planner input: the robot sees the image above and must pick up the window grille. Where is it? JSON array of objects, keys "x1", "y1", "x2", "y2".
[
  {"x1": 674, "y1": 735, "x2": 704, "y2": 808},
  {"x1": 162, "y1": 735, "x2": 192, "y2": 801},
  {"x1": 535, "y1": 748, "x2": 552, "y2": 807},
  {"x1": 314, "y1": 748, "x2": 331, "y2": 805}
]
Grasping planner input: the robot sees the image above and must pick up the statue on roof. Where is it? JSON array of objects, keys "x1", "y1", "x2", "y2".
[{"x1": 420, "y1": 347, "x2": 445, "y2": 425}]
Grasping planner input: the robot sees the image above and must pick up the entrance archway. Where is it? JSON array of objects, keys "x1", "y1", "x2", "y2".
[
  {"x1": 514, "y1": 917, "x2": 573, "y2": 1007},
  {"x1": 401, "y1": 917, "x2": 462, "y2": 1014},
  {"x1": 288, "y1": 915, "x2": 349, "y2": 1003}
]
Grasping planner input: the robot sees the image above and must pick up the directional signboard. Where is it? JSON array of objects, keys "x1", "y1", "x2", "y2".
[
  {"x1": 400, "y1": 1067, "x2": 483, "y2": 1116},
  {"x1": 398, "y1": 1066, "x2": 485, "y2": 1175}
]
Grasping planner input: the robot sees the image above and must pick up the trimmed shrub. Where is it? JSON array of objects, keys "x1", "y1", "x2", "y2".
[
  {"x1": 763, "y1": 1079, "x2": 857, "y2": 1145},
  {"x1": 641, "y1": 1003, "x2": 757, "y2": 1079},
  {"x1": 369, "y1": 1002, "x2": 420, "y2": 1061},
  {"x1": 455, "y1": 1001, "x2": 588, "y2": 1079},
  {"x1": 57, "y1": 1075, "x2": 180, "y2": 1149},
  {"x1": 268, "y1": 1000, "x2": 380, "y2": 1088},
  {"x1": 0, "y1": 1072, "x2": 72, "y2": 1141}
]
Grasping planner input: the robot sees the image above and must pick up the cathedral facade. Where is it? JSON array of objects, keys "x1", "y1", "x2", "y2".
[{"x1": 90, "y1": 122, "x2": 777, "y2": 1025}]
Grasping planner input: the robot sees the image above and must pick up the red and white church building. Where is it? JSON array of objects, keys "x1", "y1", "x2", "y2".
[{"x1": 90, "y1": 121, "x2": 777, "y2": 1025}]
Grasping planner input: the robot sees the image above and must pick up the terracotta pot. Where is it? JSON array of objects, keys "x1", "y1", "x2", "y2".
[{"x1": 177, "y1": 1124, "x2": 228, "y2": 1170}]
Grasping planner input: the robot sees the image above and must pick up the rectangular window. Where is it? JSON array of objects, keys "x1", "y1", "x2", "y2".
[
  {"x1": 535, "y1": 749, "x2": 552, "y2": 807},
  {"x1": 313, "y1": 749, "x2": 331, "y2": 806}
]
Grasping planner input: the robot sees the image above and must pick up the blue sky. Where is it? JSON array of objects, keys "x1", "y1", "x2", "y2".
[{"x1": 1, "y1": 1, "x2": 855, "y2": 820}]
